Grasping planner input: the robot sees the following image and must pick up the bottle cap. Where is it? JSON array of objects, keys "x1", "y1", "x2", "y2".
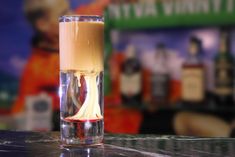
[
  {"x1": 125, "y1": 44, "x2": 136, "y2": 58},
  {"x1": 189, "y1": 36, "x2": 202, "y2": 56}
]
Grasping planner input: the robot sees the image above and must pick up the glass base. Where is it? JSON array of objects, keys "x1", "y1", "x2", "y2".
[{"x1": 61, "y1": 119, "x2": 103, "y2": 146}]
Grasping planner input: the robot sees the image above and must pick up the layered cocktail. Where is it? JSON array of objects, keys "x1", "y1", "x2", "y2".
[{"x1": 59, "y1": 15, "x2": 104, "y2": 146}]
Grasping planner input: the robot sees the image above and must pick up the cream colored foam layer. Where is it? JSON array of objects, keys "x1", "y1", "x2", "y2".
[{"x1": 59, "y1": 21, "x2": 104, "y2": 71}]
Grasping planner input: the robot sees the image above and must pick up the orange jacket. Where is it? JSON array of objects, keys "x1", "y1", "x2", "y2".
[{"x1": 12, "y1": 48, "x2": 59, "y2": 114}]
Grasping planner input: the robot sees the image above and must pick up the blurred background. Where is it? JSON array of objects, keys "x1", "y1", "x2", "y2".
[{"x1": 0, "y1": 0, "x2": 235, "y2": 137}]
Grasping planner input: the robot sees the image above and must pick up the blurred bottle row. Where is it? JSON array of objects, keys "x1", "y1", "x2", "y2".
[{"x1": 107, "y1": 29, "x2": 235, "y2": 110}]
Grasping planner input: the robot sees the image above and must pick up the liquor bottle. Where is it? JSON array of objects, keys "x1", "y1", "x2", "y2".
[
  {"x1": 214, "y1": 29, "x2": 234, "y2": 107},
  {"x1": 120, "y1": 45, "x2": 142, "y2": 107},
  {"x1": 151, "y1": 43, "x2": 170, "y2": 108},
  {"x1": 182, "y1": 37, "x2": 205, "y2": 104}
]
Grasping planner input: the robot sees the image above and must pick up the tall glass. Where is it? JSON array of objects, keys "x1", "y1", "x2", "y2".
[{"x1": 59, "y1": 15, "x2": 104, "y2": 146}]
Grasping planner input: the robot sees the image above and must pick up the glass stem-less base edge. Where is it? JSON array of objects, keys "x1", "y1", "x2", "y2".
[{"x1": 61, "y1": 137, "x2": 103, "y2": 148}]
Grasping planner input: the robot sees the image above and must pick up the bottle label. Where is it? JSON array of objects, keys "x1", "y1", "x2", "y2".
[
  {"x1": 215, "y1": 60, "x2": 233, "y2": 95},
  {"x1": 182, "y1": 68, "x2": 204, "y2": 101},
  {"x1": 25, "y1": 93, "x2": 52, "y2": 131},
  {"x1": 120, "y1": 73, "x2": 141, "y2": 97},
  {"x1": 151, "y1": 74, "x2": 169, "y2": 99}
]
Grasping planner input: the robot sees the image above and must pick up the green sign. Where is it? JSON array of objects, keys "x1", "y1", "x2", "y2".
[{"x1": 105, "y1": 0, "x2": 235, "y2": 29}]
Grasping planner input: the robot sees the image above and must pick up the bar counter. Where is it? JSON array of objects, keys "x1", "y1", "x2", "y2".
[{"x1": 0, "y1": 131, "x2": 234, "y2": 157}]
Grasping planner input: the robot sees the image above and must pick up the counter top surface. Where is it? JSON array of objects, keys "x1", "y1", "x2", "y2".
[{"x1": 0, "y1": 131, "x2": 234, "y2": 157}]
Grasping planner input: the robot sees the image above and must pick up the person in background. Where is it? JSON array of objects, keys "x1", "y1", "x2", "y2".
[{"x1": 11, "y1": 0, "x2": 70, "y2": 130}]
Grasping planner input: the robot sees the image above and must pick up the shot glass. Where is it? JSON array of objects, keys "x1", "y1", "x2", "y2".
[{"x1": 59, "y1": 15, "x2": 104, "y2": 146}]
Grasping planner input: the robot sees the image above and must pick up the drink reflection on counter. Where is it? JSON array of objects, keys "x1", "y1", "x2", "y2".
[{"x1": 61, "y1": 147, "x2": 104, "y2": 157}]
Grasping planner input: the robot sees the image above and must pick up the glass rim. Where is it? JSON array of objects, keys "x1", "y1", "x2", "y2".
[{"x1": 59, "y1": 15, "x2": 104, "y2": 23}]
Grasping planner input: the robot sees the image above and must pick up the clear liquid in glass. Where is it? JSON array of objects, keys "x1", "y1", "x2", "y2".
[{"x1": 60, "y1": 71, "x2": 103, "y2": 145}]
